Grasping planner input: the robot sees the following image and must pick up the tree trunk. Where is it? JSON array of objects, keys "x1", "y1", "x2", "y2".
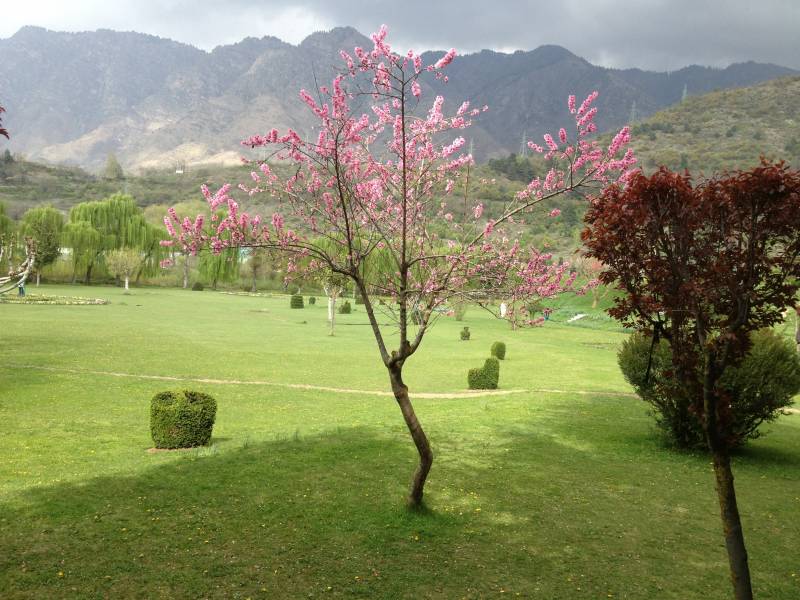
[
  {"x1": 328, "y1": 295, "x2": 337, "y2": 336},
  {"x1": 251, "y1": 270, "x2": 257, "y2": 293},
  {"x1": 389, "y1": 365, "x2": 433, "y2": 508},
  {"x1": 35, "y1": 271, "x2": 40, "y2": 286},
  {"x1": 711, "y1": 449, "x2": 753, "y2": 600},
  {"x1": 703, "y1": 354, "x2": 754, "y2": 600},
  {"x1": 182, "y1": 256, "x2": 189, "y2": 289},
  {"x1": 85, "y1": 263, "x2": 93, "y2": 285},
  {"x1": 124, "y1": 275, "x2": 129, "y2": 291}
]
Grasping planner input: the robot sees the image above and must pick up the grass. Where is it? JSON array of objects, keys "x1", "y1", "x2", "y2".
[{"x1": 1, "y1": 284, "x2": 799, "y2": 599}]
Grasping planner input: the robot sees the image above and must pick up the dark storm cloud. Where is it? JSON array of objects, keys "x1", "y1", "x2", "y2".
[{"x1": 3, "y1": 0, "x2": 799, "y2": 71}]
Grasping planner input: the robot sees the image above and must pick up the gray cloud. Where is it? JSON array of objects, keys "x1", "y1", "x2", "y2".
[{"x1": 2, "y1": 0, "x2": 798, "y2": 71}]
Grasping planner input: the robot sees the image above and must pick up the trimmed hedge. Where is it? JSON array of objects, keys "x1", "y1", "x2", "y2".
[
  {"x1": 191, "y1": 281, "x2": 204, "y2": 291},
  {"x1": 339, "y1": 300, "x2": 352, "y2": 314},
  {"x1": 290, "y1": 294, "x2": 304, "y2": 309},
  {"x1": 308, "y1": 296, "x2": 316, "y2": 305},
  {"x1": 460, "y1": 326, "x2": 471, "y2": 341},
  {"x1": 468, "y1": 357, "x2": 500, "y2": 389},
  {"x1": 150, "y1": 390, "x2": 217, "y2": 449},
  {"x1": 491, "y1": 341, "x2": 506, "y2": 360},
  {"x1": 618, "y1": 329, "x2": 800, "y2": 449}
]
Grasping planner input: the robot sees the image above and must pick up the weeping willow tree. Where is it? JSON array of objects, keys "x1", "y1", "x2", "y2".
[
  {"x1": 199, "y1": 247, "x2": 240, "y2": 290},
  {"x1": 65, "y1": 194, "x2": 166, "y2": 284},
  {"x1": 20, "y1": 205, "x2": 64, "y2": 285}
]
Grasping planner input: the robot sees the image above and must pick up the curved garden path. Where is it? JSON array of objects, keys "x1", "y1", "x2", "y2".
[{"x1": 7, "y1": 363, "x2": 638, "y2": 399}]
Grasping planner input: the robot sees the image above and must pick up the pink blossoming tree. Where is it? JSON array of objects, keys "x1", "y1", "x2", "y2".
[{"x1": 164, "y1": 26, "x2": 636, "y2": 507}]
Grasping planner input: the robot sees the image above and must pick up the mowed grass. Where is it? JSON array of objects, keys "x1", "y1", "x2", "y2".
[{"x1": 1, "y1": 285, "x2": 798, "y2": 599}]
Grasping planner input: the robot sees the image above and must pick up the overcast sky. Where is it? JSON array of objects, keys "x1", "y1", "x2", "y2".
[{"x1": 1, "y1": 0, "x2": 798, "y2": 71}]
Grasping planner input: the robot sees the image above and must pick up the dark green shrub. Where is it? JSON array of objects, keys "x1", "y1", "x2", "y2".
[
  {"x1": 468, "y1": 357, "x2": 500, "y2": 389},
  {"x1": 618, "y1": 329, "x2": 800, "y2": 449},
  {"x1": 460, "y1": 326, "x2": 471, "y2": 341},
  {"x1": 308, "y1": 296, "x2": 316, "y2": 305},
  {"x1": 354, "y1": 293, "x2": 365, "y2": 305},
  {"x1": 191, "y1": 281, "x2": 204, "y2": 291},
  {"x1": 150, "y1": 390, "x2": 217, "y2": 449},
  {"x1": 290, "y1": 294, "x2": 304, "y2": 309},
  {"x1": 491, "y1": 341, "x2": 506, "y2": 360},
  {"x1": 411, "y1": 306, "x2": 423, "y2": 326},
  {"x1": 338, "y1": 300, "x2": 352, "y2": 314}
]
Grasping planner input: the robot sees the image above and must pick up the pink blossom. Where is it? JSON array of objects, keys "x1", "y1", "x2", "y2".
[
  {"x1": 434, "y1": 48, "x2": 457, "y2": 69},
  {"x1": 473, "y1": 203, "x2": 484, "y2": 219},
  {"x1": 549, "y1": 208, "x2": 561, "y2": 217}
]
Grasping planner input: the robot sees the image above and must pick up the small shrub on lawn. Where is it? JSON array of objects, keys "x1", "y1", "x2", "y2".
[
  {"x1": 308, "y1": 296, "x2": 316, "y2": 305},
  {"x1": 468, "y1": 357, "x2": 500, "y2": 389},
  {"x1": 460, "y1": 326, "x2": 471, "y2": 341},
  {"x1": 150, "y1": 390, "x2": 217, "y2": 449},
  {"x1": 339, "y1": 300, "x2": 352, "y2": 314},
  {"x1": 191, "y1": 281, "x2": 204, "y2": 291},
  {"x1": 618, "y1": 329, "x2": 800, "y2": 449},
  {"x1": 354, "y1": 293, "x2": 365, "y2": 305},
  {"x1": 290, "y1": 294, "x2": 304, "y2": 309},
  {"x1": 491, "y1": 341, "x2": 506, "y2": 360}
]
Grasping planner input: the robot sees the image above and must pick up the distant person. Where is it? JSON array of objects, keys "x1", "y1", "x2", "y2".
[{"x1": 18, "y1": 281, "x2": 25, "y2": 296}]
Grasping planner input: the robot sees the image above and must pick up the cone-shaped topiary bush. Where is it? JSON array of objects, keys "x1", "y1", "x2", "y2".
[
  {"x1": 290, "y1": 294, "x2": 304, "y2": 308},
  {"x1": 150, "y1": 390, "x2": 217, "y2": 449},
  {"x1": 338, "y1": 300, "x2": 352, "y2": 314},
  {"x1": 460, "y1": 326, "x2": 470, "y2": 341},
  {"x1": 308, "y1": 296, "x2": 316, "y2": 305}
]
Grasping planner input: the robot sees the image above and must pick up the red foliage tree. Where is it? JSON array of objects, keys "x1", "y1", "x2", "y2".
[{"x1": 582, "y1": 162, "x2": 800, "y2": 600}]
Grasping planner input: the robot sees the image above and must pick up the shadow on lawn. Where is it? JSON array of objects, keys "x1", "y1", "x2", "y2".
[{"x1": 2, "y1": 419, "x2": 796, "y2": 599}]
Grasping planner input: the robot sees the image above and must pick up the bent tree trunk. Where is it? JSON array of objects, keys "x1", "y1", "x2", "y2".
[
  {"x1": 389, "y1": 364, "x2": 433, "y2": 507},
  {"x1": 711, "y1": 449, "x2": 753, "y2": 600}
]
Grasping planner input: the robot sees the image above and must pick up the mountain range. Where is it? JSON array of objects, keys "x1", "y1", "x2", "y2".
[{"x1": 0, "y1": 25, "x2": 796, "y2": 171}]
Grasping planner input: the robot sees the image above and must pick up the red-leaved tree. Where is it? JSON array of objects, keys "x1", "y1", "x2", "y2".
[
  {"x1": 164, "y1": 26, "x2": 635, "y2": 507},
  {"x1": 582, "y1": 163, "x2": 800, "y2": 600}
]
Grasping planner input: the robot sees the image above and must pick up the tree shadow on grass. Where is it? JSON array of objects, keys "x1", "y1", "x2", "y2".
[
  {"x1": 2, "y1": 420, "x2": 798, "y2": 600},
  {"x1": 1, "y1": 427, "x2": 531, "y2": 599}
]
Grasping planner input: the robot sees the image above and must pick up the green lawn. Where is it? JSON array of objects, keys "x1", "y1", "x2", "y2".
[{"x1": 1, "y1": 285, "x2": 798, "y2": 599}]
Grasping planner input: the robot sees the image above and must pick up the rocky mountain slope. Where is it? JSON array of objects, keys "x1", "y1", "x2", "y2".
[{"x1": 0, "y1": 26, "x2": 795, "y2": 171}]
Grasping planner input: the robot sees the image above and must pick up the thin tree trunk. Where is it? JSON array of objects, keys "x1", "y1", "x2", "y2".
[
  {"x1": 251, "y1": 269, "x2": 257, "y2": 293},
  {"x1": 124, "y1": 275, "x2": 129, "y2": 291},
  {"x1": 389, "y1": 364, "x2": 433, "y2": 508},
  {"x1": 703, "y1": 354, "x2": 754, "y2": 600},
  {"x1": 182, "y1": 256, "x2": 189, "y2": 289},
  {"x1": 328, "y1": 295, "x2": 337, "y2": 336},
  {"x1": 35, "y1": 271, "x2": 40, "y2": 286},
  {"x1": 794, "y1": 307, "x2": 799, "y2": 354},
  {"x1": 711, "y1": 449, "x2": 753, "y2": 600}
]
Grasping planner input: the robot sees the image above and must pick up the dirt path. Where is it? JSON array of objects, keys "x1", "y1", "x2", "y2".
[{"x1": 7, "y1": 363, "x2": 637, "y2": 399}]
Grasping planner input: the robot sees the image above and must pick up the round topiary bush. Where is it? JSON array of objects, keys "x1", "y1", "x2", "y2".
[
  {"x1": 339, "y1": 300, "x2": 352, "y2": 314},
  {"x1": 290, "y1": 294, "x2": 304, "y2": 309},
  {"x1": 491, "y1": 341, "x2": 506, "y2": 360},
  {"x1": 468, "y1": 357, "x2": 500, "y2": 389},
  {"x1": 308, "y1": 296, "x2": 316, "y2": 305},
  {"x1": 618, "y1": 329, "x2": 800, "y2": 449},
  {"x1": 150, "y1": 390, "x2": 217, "y2": 449},
  {"x1": 191, "y1": 281, "x2": 204, "y2": 291},
  {"x1": 460, "y1": 326, "x2": 471, "y2": 341}
]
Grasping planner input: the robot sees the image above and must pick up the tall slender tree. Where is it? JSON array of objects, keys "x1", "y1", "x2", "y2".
[{"x1": 165, "y1": 26, "x2": 635, "y2": 506}]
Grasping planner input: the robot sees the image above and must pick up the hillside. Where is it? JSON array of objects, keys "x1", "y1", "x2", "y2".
[
  {"x1": 0, "y1": 26, "x2": 795, "y2": 171},
  {"x1": 628, "y1": 76, "x2": 800, "y2": 174}
]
